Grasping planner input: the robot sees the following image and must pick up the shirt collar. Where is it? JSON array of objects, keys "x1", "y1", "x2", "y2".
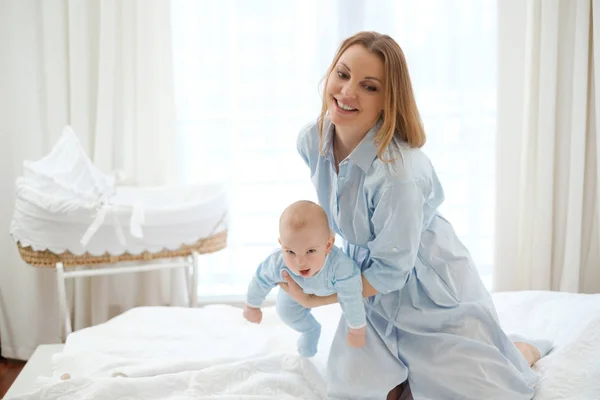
[
  {"x1": 321, "y1": 118, "x2": 381, "y2": 173},
  {"x1": 321, "y1": 118, "x2": 335, "y2": 158}
]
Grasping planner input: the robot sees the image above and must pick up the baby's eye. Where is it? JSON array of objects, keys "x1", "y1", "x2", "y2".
[
  {"x1": 286, "y1": 250, "x2": 295, "y2": 255},
  {"x1": 307, "y1": 249, "x2": 316, "y2": 254},
  {"x1": 337, "y1": 70, "x2": 349, "y2": 79}
]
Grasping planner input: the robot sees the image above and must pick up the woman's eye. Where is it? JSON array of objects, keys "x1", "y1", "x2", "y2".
[
  {"x1": 337, "y1": 70, "x2": 349, "y2": 79},
  {"x1": 363, "y1": 85, "x2": 377, "y2": 92}
]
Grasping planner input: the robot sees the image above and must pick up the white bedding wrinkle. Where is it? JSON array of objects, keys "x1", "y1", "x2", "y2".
[
  {"x1": 9, "y1": 355, "x2": 325, "y2": 400},
  {"x1": 494, "y1": 291, "x2": 600, "y2": 400},
  {"x1": 5, "y1": 291, "x2": 600, "y2": 400}
]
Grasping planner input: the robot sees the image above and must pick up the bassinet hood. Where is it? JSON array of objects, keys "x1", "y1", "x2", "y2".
[{"x1": 17, "y1": 126, "x2": 115, "y2": 212}]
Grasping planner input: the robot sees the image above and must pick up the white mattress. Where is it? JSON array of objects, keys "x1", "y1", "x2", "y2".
[
  {"x1": 5, "y1": 291, "x2": 600, "y2": 399},
  {"x1": 4, "y1": 345, "x2": 64, "y2": 398}
]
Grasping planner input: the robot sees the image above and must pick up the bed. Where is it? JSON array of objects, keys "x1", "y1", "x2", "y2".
[{"x1": 5, "y1": 290, "x2": 600, "y2": 399}]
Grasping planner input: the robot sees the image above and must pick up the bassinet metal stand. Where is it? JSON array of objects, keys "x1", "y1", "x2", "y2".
[
  {"x1": 55, "y1": 253, "x2": 201, "y2": 340},
  {"x1": 16, "y1": 229, "x2": 227, "y2": 342}
]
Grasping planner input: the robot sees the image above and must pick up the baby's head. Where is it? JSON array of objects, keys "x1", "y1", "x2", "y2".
[{"x1": 279, "y1": 200, "x2": 334, "y2": 278}]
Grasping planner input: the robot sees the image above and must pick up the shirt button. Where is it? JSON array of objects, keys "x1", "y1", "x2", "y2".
[
  {"x1": 339, "y1": 176, "x2": 345, "y2": 181},
  {"x1": 392, "y1": 247, "x2": 399, "y2": 252}
]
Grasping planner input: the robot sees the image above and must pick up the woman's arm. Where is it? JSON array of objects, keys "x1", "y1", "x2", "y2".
[
  {"x1": 360, "y1": 181, "x2": 425, "y2": 295},
  {"x1": 278, "y1": 271, "x2": 378, "y2": 308},
  {"x1": 361, "y1": 276, "x2": 379, "y2": 298}
]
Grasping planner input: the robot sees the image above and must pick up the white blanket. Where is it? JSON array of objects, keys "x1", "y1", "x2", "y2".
[{"x1": 7, "y1": 291, "x2": 600, "y2": 399}]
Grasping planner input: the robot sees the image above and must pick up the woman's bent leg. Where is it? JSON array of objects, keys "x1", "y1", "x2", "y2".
[{"x1": 327, "y1": 315, "x2": 407, "y2": 400}]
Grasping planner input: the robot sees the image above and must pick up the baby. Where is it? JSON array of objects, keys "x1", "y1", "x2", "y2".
[{"x1": 243, "y1": 200, "x2": 366, "y2": 357}]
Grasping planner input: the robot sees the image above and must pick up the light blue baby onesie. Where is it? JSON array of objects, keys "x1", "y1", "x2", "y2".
[{"x1": 246, "y1": 245, "x2": 365, "y2": 357}]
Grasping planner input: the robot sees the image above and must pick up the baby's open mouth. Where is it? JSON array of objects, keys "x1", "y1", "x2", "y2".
[{"x1": 299, "y1": 268, "x2": 310, "y2": 277}]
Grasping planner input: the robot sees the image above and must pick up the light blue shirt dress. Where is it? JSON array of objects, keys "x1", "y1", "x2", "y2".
[{"x1": 297, "y1": 118, "x2": 538, "y2": 400}]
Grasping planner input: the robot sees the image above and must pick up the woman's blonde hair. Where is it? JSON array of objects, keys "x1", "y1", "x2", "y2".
[{"x1": 318, "y1": 31, "x2": 426, "y2": 157}]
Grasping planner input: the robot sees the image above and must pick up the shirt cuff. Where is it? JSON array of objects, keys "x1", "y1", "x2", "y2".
[
  {"x1": 347, "y1": 322, "x2": 366, "y2": 330},
  {"x1": 245, "y1": 297, "x2": 263, "y2": 308},
  {"x1": 362, "y1": 267, "x2": 394, "y2": 295}
]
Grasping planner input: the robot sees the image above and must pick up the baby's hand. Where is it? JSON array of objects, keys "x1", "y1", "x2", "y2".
[
  {"x1": 347, "y1": 326, "x2": 366, "y2": 348},
  {"x1": 243, "y1": 305, "x2": 263, "y2": 324}
]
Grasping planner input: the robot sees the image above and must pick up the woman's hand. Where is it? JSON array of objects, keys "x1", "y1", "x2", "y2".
[{"x1": 278, "y1": 271, "x2": 315, "y2": 308}]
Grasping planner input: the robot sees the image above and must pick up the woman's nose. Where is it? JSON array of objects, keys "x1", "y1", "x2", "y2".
[{"x1": 341, "y1": 82, "x2": 358, "y2": 98}]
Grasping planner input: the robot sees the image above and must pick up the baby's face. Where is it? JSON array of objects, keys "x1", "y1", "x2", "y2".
[{"x1": 279, "y1": 224, "x2": 333, "y2": 278}]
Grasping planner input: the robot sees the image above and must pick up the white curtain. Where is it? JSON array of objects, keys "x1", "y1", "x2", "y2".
[
  {"x1": 0, "y1": 0, "x2": 184, "y2": 360},
  {"x1": 495, "y1": 0, "x2": 600, "y2": 293},
  {"x1": 172, "y1": 0, "x2": 498, "y2": 298}
]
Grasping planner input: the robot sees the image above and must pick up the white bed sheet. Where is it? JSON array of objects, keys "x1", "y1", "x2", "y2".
[{"x1": 5, "y1": 290, "x2": 600, "y2": 400}]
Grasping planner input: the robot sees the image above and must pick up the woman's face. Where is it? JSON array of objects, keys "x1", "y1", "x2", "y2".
[{"x1": 325, "y1": 44, "x2": 385, "y2": 137}]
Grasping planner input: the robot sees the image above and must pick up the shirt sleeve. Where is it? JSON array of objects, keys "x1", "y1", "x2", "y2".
[
  {"x1": 246, "y1": 253, "x2": 282, "y2": 307},
  {"x1": 332, "y1": 260, "x2": 366, "y2": 329},
  {"x1": 362, "y1": 181, "x2": 425, "y2": 295}
]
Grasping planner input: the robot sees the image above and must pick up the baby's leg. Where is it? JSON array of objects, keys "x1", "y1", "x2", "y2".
[{"x1": 276, "y1": 290, "x2": 321, "y2": 357}]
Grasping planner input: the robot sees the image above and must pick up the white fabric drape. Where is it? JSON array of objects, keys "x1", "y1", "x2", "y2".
[
  {"x1": 0, "y1": 0, "x2": 184, "y2": 360},
  {"x1": 495, "y1": 0, "x2": 600, "y2": 293}
]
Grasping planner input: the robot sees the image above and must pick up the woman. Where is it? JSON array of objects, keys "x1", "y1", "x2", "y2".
[{"x1": 279, "y1": 31, "x2": 551, "y2": 400}]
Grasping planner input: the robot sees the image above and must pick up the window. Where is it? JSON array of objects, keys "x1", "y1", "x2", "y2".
[{"x1": 171, "y1": 0, "x2": 496, "y2": 299}]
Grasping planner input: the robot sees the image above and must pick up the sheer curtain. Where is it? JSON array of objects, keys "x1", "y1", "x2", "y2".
[
  {"x1": 495, "y1": 0, "x2": 600, "y2": 293},
  {"x1": 171, "y1": 0, "x2": 497, "y2": 299},
  {"x1": 0, "y1": 0, "x2": 184, "y2": 359}
]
